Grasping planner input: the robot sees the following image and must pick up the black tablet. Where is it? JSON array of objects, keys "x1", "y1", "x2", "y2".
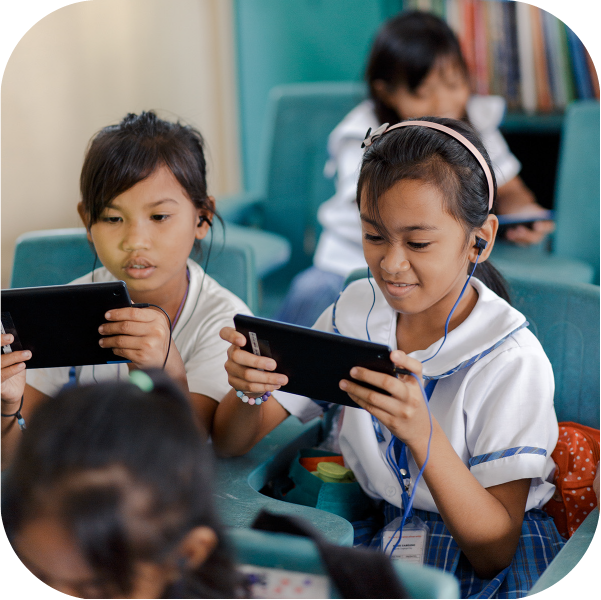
[
  {"x1": 1, "y1": 281, "x2": 132, "y2": 369},
  {"x1": 234, "y1": 314, "x2": 410, "y2": 409},
  {"x1": 497, "y1": 210, "x2": 554, "y2": 235}
]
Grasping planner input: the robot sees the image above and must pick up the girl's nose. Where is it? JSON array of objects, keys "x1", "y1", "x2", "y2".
[
  {"x1": 380, "y1": 248, "x2": 410, "y2": 275},
  {"x1": 122, "y1": 222, "x2": 150, "y2": 251}
]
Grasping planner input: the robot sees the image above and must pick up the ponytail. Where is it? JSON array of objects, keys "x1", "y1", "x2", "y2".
[{"x1": 473, "y1": 261, "x2": 511, "y2": 304}]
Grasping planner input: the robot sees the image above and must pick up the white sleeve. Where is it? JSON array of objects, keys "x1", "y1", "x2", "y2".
[
  {"x1": 182, "y1": 308, "x2": 246, "y2": 403},
  {"x1": 26, "y1": 367, "x2": 70, "y2": 397},
  {"x1": 480, "y1": 128, "x2": 522, "y2": 187},
  {"x1": 463, "y1": 343, "x2": 558, "y2": 506},
  {"x1": 272, "y1": 305, "x2": 336, "y2": 422}
]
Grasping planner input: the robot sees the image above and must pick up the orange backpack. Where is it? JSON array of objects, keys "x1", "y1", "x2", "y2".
[{"x1": 543, "y1": 422, "x2": 600, "y2": 538}]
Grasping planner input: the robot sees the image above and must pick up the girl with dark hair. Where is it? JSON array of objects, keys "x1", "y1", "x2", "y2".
[
  {"x1": 216, "y1": 118, "x2": 564, "y2": 598},
  {"x1": 1, "y1": 111, "x2": 251, "y2": 467},
  {"x1": 3, "y1": 370, "x2": 243, "y2": 599},
  {"x1": 276, "y1": 10, "x2": 554, "y2": 327}
]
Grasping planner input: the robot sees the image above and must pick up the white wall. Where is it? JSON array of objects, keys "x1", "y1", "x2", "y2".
[{"x1": 1, "y1": 0, "x2": 240, "y2": 287}]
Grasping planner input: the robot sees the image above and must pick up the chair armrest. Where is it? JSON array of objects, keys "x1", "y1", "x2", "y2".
[
  {"x1": 213, "y1": 416, "x2": 354, "y2": 546},
  {"x1": 216, "y1": 190, "x2": 265, "y2": 224}
]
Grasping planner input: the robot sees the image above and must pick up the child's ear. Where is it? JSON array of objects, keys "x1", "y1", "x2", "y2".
[
  {"x1": 177, "y1": 526, "x2": 218, "y2": 571},
  {"x1": 470, "y1": 214, "x2": 498, "y2": 262},
  {"x1": 372, "y1": 79, "x2": 392, "y2": 103},
  {"x1": 195, "y1": 196, "x2": 216, "y2": 240},
  {"x1": 77, "y1": 202, "x2": 93, "y2": 243}
]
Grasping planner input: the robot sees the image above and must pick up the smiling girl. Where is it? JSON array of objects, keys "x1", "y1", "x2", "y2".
[
  {"x1": 1, "y1": 112, "x2": 250, "y2": 466},
  {"x1": 215, "y1": 117, "x2": 565, "y2": 598}
]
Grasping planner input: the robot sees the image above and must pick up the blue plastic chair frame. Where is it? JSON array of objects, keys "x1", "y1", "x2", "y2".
[
  {"x1": 219, "y1": 81, "x2": 367, "y2": 281},
  {"x1": 491, "y1": 99, "x2": 600, "y2": 285},
  {"x1": 10, "y1": 226, "x2": 261, "y2": 313}
]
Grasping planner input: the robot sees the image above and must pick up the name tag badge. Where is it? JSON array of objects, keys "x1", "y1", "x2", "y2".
[{"x1": 381, "y1": 515, "x2": 429, "y2": 564}]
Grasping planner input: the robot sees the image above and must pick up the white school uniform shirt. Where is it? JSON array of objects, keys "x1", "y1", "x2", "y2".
[
  {"x1": 26, "y1": 259, "x2": 251, "y2": 401},
  {"x1": 275, "y1": 277, "x2": 558, "y2": 513},
  {"x1": 314, "y1": 97, "x2": 522, "y2": 276}
]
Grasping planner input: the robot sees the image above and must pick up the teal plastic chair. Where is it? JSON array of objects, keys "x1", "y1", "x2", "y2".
[
  {"x1": 227, "y1": 527, "x2": 459, "y2": 598},
  {"x1": 491, "y1": 100, "x2": 600, "y2": 285},
  {"x1": 10, "y1": 226, "x2": 261, "y2": 313},
  {"x1": 220, "y1": 81, "x2": 366, "y2": 282}
]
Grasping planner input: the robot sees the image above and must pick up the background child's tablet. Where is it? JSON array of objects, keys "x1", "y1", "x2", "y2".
[
  {"x1": 234, "y1": 314, "x2": 410, "y2": 409},
  {"x1": 497, "y1": 210, "x2": 554, "y2": 235},
  {"x1": 1, "y1": 281, "x2": 132, "y2": 369}
]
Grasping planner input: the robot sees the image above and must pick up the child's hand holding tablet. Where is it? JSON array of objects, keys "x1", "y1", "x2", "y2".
[{"x1": 223, "y1": 315, "x2": 412, "y2": 409}]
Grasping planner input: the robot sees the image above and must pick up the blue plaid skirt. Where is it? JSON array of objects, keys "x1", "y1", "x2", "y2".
[{"x1": 353, "y1": 504, "x2": 565, "y2": 599}]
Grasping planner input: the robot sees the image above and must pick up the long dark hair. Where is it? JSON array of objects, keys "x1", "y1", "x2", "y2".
[
  {"x1": 3, "y1": 371, "x2": 241, "y2": 598},
  {"x1": 366, "y1": 11, "x2": 469, "y2": 125},
  {"x1": 357, "y1": 116, "x2": 510, "y2": 302},
  {"x1": 80, "y1": 111, "x2": 217, "y2": 227}
]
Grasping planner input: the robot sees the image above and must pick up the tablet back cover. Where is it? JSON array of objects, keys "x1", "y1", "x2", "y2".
[{"x1": 2, "y1": 282, "x2": 132, "y2": 368}]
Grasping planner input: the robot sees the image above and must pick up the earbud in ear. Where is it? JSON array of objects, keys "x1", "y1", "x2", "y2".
[
  {"x1": 198, "y1": 216, "x2": 212, "y2": 227},
  {"x1": 474, "y1": 237, "x2": 488, "y2": 256}
]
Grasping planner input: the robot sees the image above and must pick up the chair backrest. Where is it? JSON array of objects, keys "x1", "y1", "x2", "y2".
[
  {"x1": 553, "y1": 100, "x2": 600, "y2": 283},
  {"x1": 10, "y1": 228, "x2": 258, "y2": 312},
  {"x1": 507, "y1": 278, "x2": 600, "y2": 428},
  {"x1": 343, "y1": 269, "x2": 600, "y2": 428},
  {"x1": 227, "y1": 527, "x2": 459, "y2": 599},
  {"x1": 257, "y1": 82, "x2": 366, "y2": 278}
]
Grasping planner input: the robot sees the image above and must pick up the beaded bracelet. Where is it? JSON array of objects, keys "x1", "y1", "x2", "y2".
[
  {"x1": 1, "y1": 394, "x2": 26, "y2": 431},
  {"x1": 236, "y1": 390, "x2": 271, "y2": 406}
]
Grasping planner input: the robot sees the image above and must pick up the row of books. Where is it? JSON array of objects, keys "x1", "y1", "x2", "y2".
[{"x1": 401, "y1": 0, "x2": 599, "y2": 112}]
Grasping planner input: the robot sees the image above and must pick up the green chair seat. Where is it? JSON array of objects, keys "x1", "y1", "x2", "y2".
[{"x1": 491, "y1": 241, "x2": 595, "y2": 284}]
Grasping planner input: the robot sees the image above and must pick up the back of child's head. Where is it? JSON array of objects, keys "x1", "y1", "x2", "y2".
[
  {"x1": 80, "y1": 111, "x2": 214, "y2": 226},
  {"x1": 366, "y1": 11, "x2": 468, "y2": 124},
  {"x1": 357, "y1": 116, "x2": 509, "y2": 301},
  {"x1": 3, "y1": 370, "x2": 239, "y2": 598}
]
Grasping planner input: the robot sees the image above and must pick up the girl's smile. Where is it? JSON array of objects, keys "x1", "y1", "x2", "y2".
[{"x1": 361, "y1": 178, "x2": 480, "y2": 349}]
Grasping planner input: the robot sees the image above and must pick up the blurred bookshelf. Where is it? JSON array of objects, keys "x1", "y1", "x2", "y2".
[
  {"x1": 401, "y1": 0, "x2": 599, "y2": 121},
  {"x1": 400, "y1": 0, "x2": 599, "y2": 206}
]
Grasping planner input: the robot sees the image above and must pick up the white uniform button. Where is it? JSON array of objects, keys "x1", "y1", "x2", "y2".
[{"x1": 386, "y1": 486, "x2": 396, "y2": 497}]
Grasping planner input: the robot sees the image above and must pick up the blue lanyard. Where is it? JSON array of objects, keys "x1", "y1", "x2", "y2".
[{"x1": 379, "y1": 379, "x2": 437, "y2": 519}]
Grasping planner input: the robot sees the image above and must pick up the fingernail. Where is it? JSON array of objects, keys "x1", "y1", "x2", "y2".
[
  {"x1": 350, "y1": 368, "x2": 357, "y2": 377},
  {"x1": 23, "y1": 351, "x2": 31, "y2": 359},
  {"x1": 98, "y1": 325, "x2": 104, "y2": 333},
  {"x1": 105, "y1": 312, "x2": 111, "y2": 319},
  {"x1": 391, "y1": 350, "x2": 402, "y2": 360},
  {"x1": 266, "y1": 359, "x2": 277, "y2": 370},
  {"x1": 99, "y1": 338, "x2": 104, "y2": 346},
  {"x1": 340, "y1": 380, "x2": 348, "y2": 390},
  {"x1": 277, "y1": 377, "x2": 287, "y2": 385},
  {"x1": 6, "y1": 334, "x2": 13, "y2": 343}
]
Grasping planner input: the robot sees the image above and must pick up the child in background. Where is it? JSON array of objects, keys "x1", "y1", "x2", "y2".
[
  {"x1": 2, "y1": 370, "x2": 242, "y2": 599},
  {"x1": 216, "y1": 117, "x2": 565, "y2": 598},
  {"x1": 277, "y1": 10, "x2": 554, "y2": 327},
  {"x1": 1, "y1": 111, "x2": 251, "y2": 466}
]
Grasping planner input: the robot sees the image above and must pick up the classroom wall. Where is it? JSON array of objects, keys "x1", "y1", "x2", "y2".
[
  {"x1": 234, "y1": 0, "x2": 404, "y2": 191},
  {"x1": 1, "y1": 0, "x2": 241, "y2": 288}
]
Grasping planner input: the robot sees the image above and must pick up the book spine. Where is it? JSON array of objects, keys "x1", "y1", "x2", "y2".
[
  {"x1": 516, "y1": 1, "x2": 537, "y2": 113},
  {"x1": 472, "y1": 0, "x2": 489, "y2": 95},
  {"x1": 530, "y1": 4, "x2": 553, "y2": 112},
  {"x1": 504, "y1": 0, "x2": 521, "y2": 110},
  {"x1": 541, "y1": 8, "x2": 565, "y2": 109},
  {"x1": 566, "y1": 25, "x2": 594, "y2": 99}
]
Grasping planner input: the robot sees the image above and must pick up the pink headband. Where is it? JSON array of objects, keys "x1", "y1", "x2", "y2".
[{"x1": 362, "y1": 120, "x2": 494, "y2": 212}]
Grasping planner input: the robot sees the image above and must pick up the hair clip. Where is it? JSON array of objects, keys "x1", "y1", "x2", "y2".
[
  {"x1": 361, "y1": 123, "x2": 390, "y2": 148},
  {"x1": 129, "y1": 370, "x2": 154, "y2": 392}
]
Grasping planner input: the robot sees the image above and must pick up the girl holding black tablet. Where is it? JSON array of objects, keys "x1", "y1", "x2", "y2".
[
  {"x1": 215, "y1": 117, "x2": 564, "y2": 598},
  {"x1": 1, "y1": 112, "x2": 250, "y2": 467}
]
